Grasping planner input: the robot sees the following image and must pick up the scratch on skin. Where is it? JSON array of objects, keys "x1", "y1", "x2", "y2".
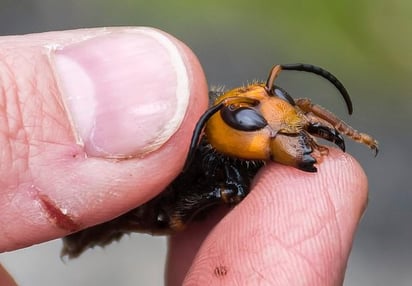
[
  {"x1": 214, "y1": 265, "x2": 228, "y2": 278},
  {"x1": 38, "y1": 193, "x2": 80, "y2": 232}
]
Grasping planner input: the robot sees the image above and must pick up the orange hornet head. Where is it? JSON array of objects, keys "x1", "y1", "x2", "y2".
[{"x1": 185, "y1": 64, "x2": 377, "y2": 172}]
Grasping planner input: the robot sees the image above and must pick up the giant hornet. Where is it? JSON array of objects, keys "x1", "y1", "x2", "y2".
[{"x1": 62, "y1": 63, "x2": 378, "y2": 258}]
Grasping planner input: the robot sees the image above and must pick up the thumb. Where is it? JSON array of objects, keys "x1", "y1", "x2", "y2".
[{"x1": 0, "y1": 27, "x2": 208, "y2": 251}]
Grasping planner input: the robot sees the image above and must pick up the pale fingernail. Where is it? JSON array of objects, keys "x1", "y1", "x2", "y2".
[{"x1": 53, "y1": 28, "x2": 190, "y2": 157}]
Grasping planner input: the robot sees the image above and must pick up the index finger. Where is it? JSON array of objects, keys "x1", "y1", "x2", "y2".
[{"x1": 171, "y1": 149, "x2": 368, "y2": 285}]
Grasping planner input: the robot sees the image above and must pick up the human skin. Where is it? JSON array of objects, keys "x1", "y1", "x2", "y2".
[{"x1": 0, "y1": 27, "x2": 367, "y2": 285}]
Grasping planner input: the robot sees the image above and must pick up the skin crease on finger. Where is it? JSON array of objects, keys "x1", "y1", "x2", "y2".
[
  {"x1": 168, "y1": 149, "x2": 368, "y2": 286},
  {"x1": 0, "y1": 27, "x2": 208, "y2": 251}
]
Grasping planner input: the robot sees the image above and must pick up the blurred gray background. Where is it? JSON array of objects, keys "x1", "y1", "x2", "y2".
[{"x1": 0, "y1": 1, "x2": 411, "y2": 285}]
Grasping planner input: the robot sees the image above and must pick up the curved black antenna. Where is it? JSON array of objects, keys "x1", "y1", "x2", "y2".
[
  {"x1": 280, "y1": 63, "x2": 353, "y2": 115},
  {"x1": 183, "y1": 102, "x2": 224, "y2": 172}
]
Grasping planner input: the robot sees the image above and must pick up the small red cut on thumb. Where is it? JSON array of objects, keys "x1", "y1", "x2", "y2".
[{"x1": 0, "y1": 27, "x2": 208, "y2": 251}]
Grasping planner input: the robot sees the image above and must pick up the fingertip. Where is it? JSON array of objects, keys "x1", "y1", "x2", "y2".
[
  {"x1": 54, "y1": 27, "x2": 208, "y2": 157},
  {"x1": 183, "y1": 149, "x2": 369, "y2": 285},
  {"x1": 53, "y1": 29, "x2": 209, "y2": 227},
  {"x1": 317, "y1": 148, "x2": 369, "y2": 218},
  {"x1": 0, "y1": 27, "x2": 208, "y2": 250},
  {"x1": 53, "y1": 27, "x2": 209, "y2": 217}
]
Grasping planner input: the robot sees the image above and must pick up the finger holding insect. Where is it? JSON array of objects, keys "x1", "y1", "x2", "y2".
[
  {"x1": 0, "y1": 27, "x2": 208, "y2": 251},
  {"x1": 181, "y1": 149, "x2": 368, "y2": 286}
]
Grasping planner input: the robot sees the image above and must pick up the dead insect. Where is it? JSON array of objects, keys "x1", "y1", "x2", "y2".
[{"x1": 61, "y1": 63, "x2": 378, "y2": 258}]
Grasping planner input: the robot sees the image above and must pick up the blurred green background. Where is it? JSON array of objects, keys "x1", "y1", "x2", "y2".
[{"x1": 0, "y1": 1, "x2": 411, "y2": 285}]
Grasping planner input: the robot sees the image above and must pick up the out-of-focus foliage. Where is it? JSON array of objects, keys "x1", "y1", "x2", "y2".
[
  {"x1": 118, "y1": 1, "x2": 411, "y2": 81},
  {"x1": 1, "y1": 0, "x2": 410, "y2": 81}
]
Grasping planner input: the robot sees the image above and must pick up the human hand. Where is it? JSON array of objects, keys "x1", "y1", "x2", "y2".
[{"x1": 0, "y1": 27, "x2": 368, "y2": 285}]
